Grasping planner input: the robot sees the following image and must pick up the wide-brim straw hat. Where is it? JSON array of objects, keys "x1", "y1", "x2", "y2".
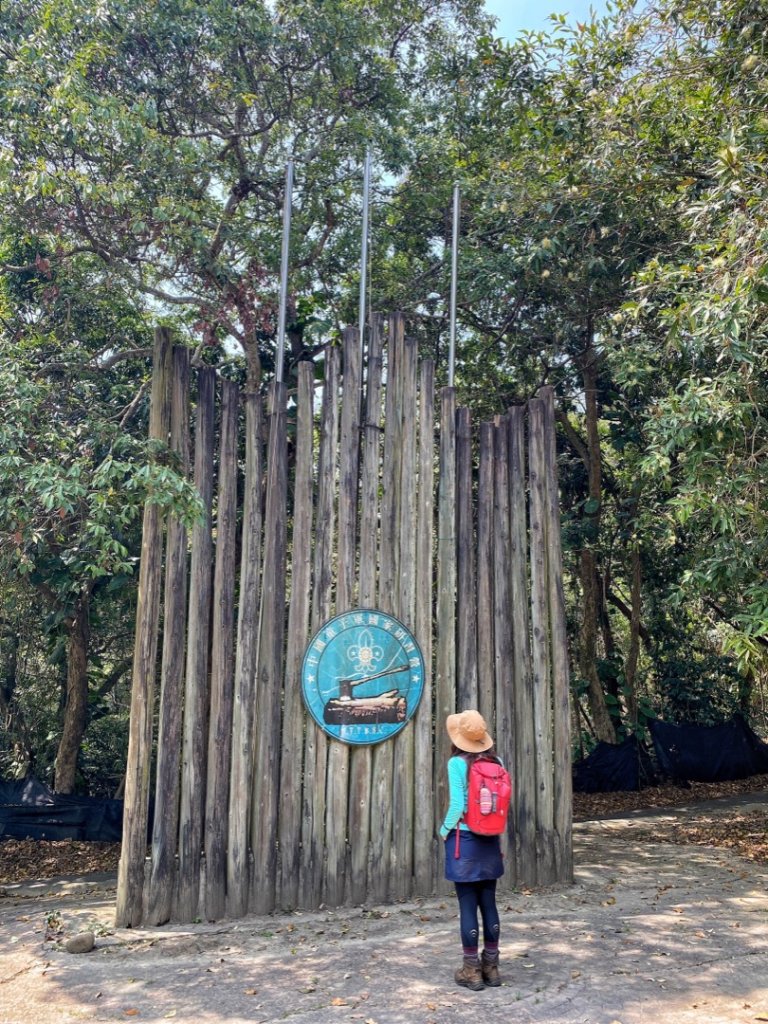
[{"x1": 446, "y1": 709, "x2": 493, "y2": 753}]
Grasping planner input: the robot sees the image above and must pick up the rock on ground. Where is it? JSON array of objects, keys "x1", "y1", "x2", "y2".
[{"x1": 1, "y1": 796, "x2": 768, "y2": 1024}]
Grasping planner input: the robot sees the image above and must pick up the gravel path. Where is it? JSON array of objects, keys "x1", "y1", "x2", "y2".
[{"x1": 2, "y1": 794, "x2": 767, "y2": 1024}]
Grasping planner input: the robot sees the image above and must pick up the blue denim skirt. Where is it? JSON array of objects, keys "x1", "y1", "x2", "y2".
[{"x1": 444, "y1": 829, "x2": 504, "y2": 883}]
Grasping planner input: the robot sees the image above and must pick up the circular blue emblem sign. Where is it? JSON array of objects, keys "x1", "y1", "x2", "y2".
[{"x1": 301, "y1": 609, "x2": 425, "y2": 746}]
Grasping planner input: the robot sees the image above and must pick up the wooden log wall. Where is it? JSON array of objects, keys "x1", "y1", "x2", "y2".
[{"x1": 115, "y1": 319, "x2": 571, "y2": 927}]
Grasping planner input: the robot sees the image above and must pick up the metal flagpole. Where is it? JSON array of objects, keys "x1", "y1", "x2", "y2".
[
  {"x1": 448, "y1": 183, "x2": 460, "y2": 388},
  {"x1": 275, "y1": 158, "x2": 294, "y2": 384},
  {"x1": 358, "y1": 149, "x2": 372, "y2": 358}
]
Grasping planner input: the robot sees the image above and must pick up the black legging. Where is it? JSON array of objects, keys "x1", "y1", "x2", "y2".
[{"x1": 454, "y1": 879, "x2": 500, "y2": 948}]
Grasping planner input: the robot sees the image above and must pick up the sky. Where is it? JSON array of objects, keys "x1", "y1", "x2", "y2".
[{"x1": 484, "y1": 0, "x2": 610, "y2": 39}]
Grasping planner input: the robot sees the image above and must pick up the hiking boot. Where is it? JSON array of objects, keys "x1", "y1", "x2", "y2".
[
  {"x1": 481, "y1": 953, "x2": 501, "y2": 987},
  {"x1": 455, "y1": 959, "x2": 485, "y2": 991}
]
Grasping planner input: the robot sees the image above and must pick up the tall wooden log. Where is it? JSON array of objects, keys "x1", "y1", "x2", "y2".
[
  {"x1": 300, "y1": 346, "x2": 340, "y2": 909},
  {"x1": 528, "y1": 398, "x2": 556, "y2": 884},
  {"x1": 508, "y1": 407, "x2": 536, "y2": 887},
  {"x1": 176, "y1": 366, "x2": 216, "y2": 922},
  {"x1": 325, "y1": 327, "x2": 361, "y2": 907},
  {"x1": 434, "y1": 386, "x2": 457, "y2": 845},
  {"x1": 116, "y1": 327, "x2": 172, "y2": 928},
  {"x1": 278, "y1": 363, "x2": 313, "y2": 909},
  {"x1": 413, "y1": 358, "x2": 435, "y2": 895},
  {"x1": 227, "y1": 389, "x2": 263, "y2": 918},
  {"x1": 369, "y1": 314, "x2": 404, "y2": 903},
  {"x1": 492, "y1": 416, "x2": 515, "y2": 879},
  {"x1": 202, "y1": 380, "x2": 239, "y2": 920},
  {"x1": 337, "y1": 329, "x2": 361, "y2": 608},
  {"x1": 391, "y1": 326, "x2": 418, "y2": 900},
  {"x1": 347, "y1": 316, "x2": 383, "y2": 905},
  {"x1": 378, "y1": 314, "x2": 403, "y2": 614},
  {"x1": 358, "y1": 314, "x2": 383, "y2": 608},
  {"x1": 476, "y1": 422, "x2": 495, "y2": 725},
  {"x1": 456, "y1": 406, "x2": 477, "y2": 710},
  {"x1": 146, "y1": 344, "x2": 190, "y2": 926},
  {"x1": 540, "y1": 387, "x2": 572, "y2": 883},
  {"x1": 251, "y1": 380, "x2": 288, "y2": 914}
]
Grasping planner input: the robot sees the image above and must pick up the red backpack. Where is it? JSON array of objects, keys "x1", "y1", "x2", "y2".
[{"x1": 463, "y1": 756, "x2": 512, "y2": 835}]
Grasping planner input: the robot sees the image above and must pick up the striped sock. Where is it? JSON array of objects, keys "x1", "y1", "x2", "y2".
[
  {"x1": 483, "y1": 942, "x2": 499, "y2": 963},
  {"x1": 462, "y1": 946, "x2": 480, "y2": 964}
]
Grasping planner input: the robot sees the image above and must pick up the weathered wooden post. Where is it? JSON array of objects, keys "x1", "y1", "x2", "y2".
[
  {"x1": 146, "y1": 344, "x2": 190, "y2": 926},
  {"x1": 434, "y1": 383, "x2": 457, "y2": 875},
  {"x1": 391, "y1": 327, "x2": 418, "y2": 900},
  {"x1": 369, "y1": 313, "x2": 404, "y2": 902},
  {"x1": 325, "y1": 326, "x2": 361, "y2": 907},
  {"x1": 251, "y1": 379, "x2": 288, "y2": 915},
  {"x1": 227, "y1": 387, "x2": 263, "y2": 918},
  {"x1": 528, "y1": 396, "x2": 556, "y2": 884},
  {"x1": 476, "y1": 421, "x2": 495, "y2": 726},
  {"x1": 204, "y1": 379, "x2": 239, "y2": 921},
  {"x1": 278, "y1": 362, "x2": 313, "y2": 909},
  {"x1": 116, "y1": 326, "x2": 172, "y2": 928},
  {"x1": 508, "y1": 407, "x2": 536, "y2": 887},
  {"x1": 540, "y1": 386, "x2": 573, "y2": 883},
  {"x1": 300, "y1": 345, "x2": 340, "y2": 909},
  {"x1": 413, "y1": 357, "x2": 435, "y2": 895},
  {"x1": 456, "y1": 406, "x2": 478, "y2": 711},
  {"x1": 176, "y1": 366, "x2": 216, "y2": 922},
  {"x1": 347, "y1": 316, "x2": 383, "y2": 905},
  {"x1": 492, "y1": 415, "x2": 515, "y2": 879}
]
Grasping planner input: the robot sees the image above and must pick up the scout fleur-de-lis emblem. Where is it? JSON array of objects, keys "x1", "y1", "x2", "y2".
[{"x1": 348, "y1": 629, "x2": 383, "y2": 675}]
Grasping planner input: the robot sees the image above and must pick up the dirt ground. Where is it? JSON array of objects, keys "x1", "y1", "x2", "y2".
[{"x1": 2, "y1": 793, "x2": 768, "y2": 1024}]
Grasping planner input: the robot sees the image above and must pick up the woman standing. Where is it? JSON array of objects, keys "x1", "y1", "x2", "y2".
[{"x1": 439, "y1": 709, "x2": 504, "y2": 991}]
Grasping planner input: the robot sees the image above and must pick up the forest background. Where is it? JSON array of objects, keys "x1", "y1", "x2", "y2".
[{"x1": 1, "y1": 0, "x2": 766, "y2": 795}]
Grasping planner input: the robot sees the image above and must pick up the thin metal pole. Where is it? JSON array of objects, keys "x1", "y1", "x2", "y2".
[
  {"x1": 275, "y1": 158, "x2": 294, "y2": 384},
  {"x1": 448, "y1": 183, "x2": 460, "y2": 387},
  {"x1": 358, "y1": 149, "x2": 372, "y2": 358}
]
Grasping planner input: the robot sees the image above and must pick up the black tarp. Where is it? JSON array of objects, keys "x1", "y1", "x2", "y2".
[
  {"x1": 649, "y1": 715, "x2": 768, "y2": 784},
  {"x1": 572, "y1": 734, "x2": 657, "y2": 793},
  {"x1": 0, "y1": 777, "x2": 123, "y2": 842}
]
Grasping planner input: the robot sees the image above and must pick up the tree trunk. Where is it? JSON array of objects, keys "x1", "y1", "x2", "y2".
[
  {"x1": 625, "y1": 546, "x2": 642, "y2": 728},
  {"x1": 598, "y1": 567, "x2": 622, "y2": 731},
  {"x1": 54, "y1": 592, "x2": 91, "y2": 793},
  {"x1": 0, "y1": 629, "x2": 31, "y2": 776},
  {"x1": 579, "y1": 550, "x2": 615, "y2": 742},
  {"x1": 576, "y1": 336, "x2": 616, "y2": 744}
]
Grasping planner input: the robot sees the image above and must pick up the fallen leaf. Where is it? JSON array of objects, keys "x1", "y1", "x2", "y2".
[
  {"x1": 244, "y1": 989, "x2": 258, "y2": 996},
  {"x1": 330, "y1": 997, "x2": 347, "y2": 1006},
  {"x1": 123, "y1": 1011, "x2": 140, "y2": 1018}
]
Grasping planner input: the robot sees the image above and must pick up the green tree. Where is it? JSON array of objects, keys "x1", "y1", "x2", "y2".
[
  {"x1": 623, "y1": 0, "x2": 768, "y2": 678},
  {"x1": 0, "y1": 243, "x2": 198, "y2": 791},
  {"x1": 1, "y1": 0, "x2": 487, "y2": 385}
]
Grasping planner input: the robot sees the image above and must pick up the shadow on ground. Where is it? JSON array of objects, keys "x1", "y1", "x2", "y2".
[{"x1": 2, "y1": 795, "x2": 768, "y2": 1024}]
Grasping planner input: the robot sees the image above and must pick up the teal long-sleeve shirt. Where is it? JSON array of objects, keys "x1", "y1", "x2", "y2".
[{"x1": 439, "y1": 756, "x2": 471, "y2": 839}]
